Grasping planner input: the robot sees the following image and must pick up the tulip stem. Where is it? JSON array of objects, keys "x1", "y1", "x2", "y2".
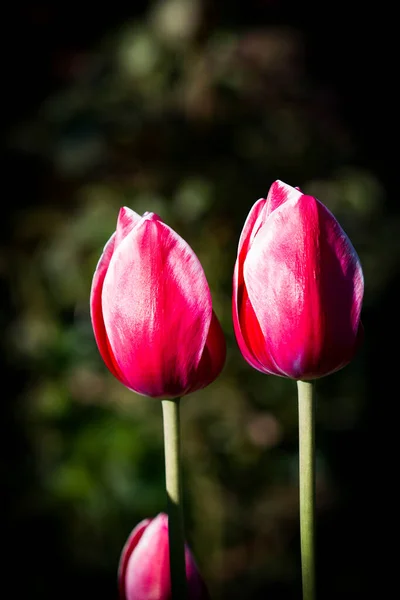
[
  {"x1": 297, "y1": 380, "x2": 316, "y2": 600},
  {"x1": 162, "y1": 398, "x2": 188, "y2": 600}
]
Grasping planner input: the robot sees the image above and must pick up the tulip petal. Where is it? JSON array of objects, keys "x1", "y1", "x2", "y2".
[
  {"x1": 90, "y1": 233, "x2": 130, "y2": 386},
  {"x1": 244, "y1": 192, "x2": 364, "y2": 379},
  {"x1": 102, "y1": 215, "x2": 212, "y2": 397},
  {"x1": 118, "y1": 518, "x2": 151, "y2": 600},
  {"x1": 189, "y1": 310, "x2": 226, "y2": 392},
  {"x1": 236, "y1": 273, "x2": 286, "y2": 375},
  {"x1": 114, "y1": 206, "x2": 142, "y2": 250},
  {"x1": 233, "y1": 196, "x2": 286, "y2": 373},
  {"x1": 186, "y1": 552, "x2": 211, "y2": 600},
  {"x1": 232, "y1": 198, "x2": 268, "y2": 370},
  {"x1": 264, "y1": 179, "x2": 302, "y2": 216},
  {"x1": 314, "y1": 199, "x2": 364, "y2": 374},
  {"x1": 237, "y1": 198, "x2": 267, "y2": 257},
  {"x1": 90, "y1": 206, "x2": 142, "y2": 386}
]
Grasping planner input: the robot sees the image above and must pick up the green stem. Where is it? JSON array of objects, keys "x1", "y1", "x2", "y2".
[
  {"x1": 297, "y1": 380, "x2": 316, "y2": 600},
  {"x1": 162, "y1": 398, "x2": 188, "y2": 600}
]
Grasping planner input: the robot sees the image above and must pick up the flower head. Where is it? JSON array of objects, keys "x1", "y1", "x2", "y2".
[
  {"x1": 91, "y1": 208, "x2": 226, "y2": 397},
  {"x1": 233, "y1": 180, "x2": 364, "y2": 379},
  {"x1": 118, "y1": 513, "x2": 210, "y2": 600}
]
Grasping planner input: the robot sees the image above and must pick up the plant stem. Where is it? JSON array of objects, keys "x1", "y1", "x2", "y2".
[
  {"x1": 297, "y1": 380, "x2": 316, "y2": 600},
  {"x1": 162, "y1": 398, "x2": 188, "y2": 600}
]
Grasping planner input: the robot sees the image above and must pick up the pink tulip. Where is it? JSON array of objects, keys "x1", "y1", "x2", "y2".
[
  {"x1": 90, "y1": 208, "x2": 226, "y2": 398},
  {"x1": 118, "y1": 513, "x2": 211, "y2": 600},
  {"x1": 233, "y1": 180, "x2": 364, "y2": 380}
]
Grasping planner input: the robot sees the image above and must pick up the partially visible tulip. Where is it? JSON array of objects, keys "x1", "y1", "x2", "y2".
[
  {"x1": 90, "y1": 208, "x2": 226, "y2": 398},
  {"x1": 118, "y1": 513, "x2": 211, "y2": 600},
  {"x1": 233, "y1": 180, "x2": 364, "y2": 379}
]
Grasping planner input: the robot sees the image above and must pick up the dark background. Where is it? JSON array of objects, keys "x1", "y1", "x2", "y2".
[{"x1": 2, "y1": 1, "x2": 397, "y2": 598}]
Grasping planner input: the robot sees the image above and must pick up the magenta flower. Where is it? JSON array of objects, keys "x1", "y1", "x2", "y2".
[
  {"x1": 233, "y1": 180, "x2": 364, "y2": 379},
  {"x1": 90, "y1": 208, "x2": 226, "y2": 398},
  {"x1": 118, "y1": 513, "x2": 211, "y2": 600}
]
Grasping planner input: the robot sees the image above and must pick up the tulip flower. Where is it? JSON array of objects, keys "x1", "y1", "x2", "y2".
[
  {"x1": 233, "y1": 180, "x2": 364, "y2": 380},
  {"x1": 90, "y1": 207, "x2": 226, "y2": 398},
  {"x1": 118, "y1": 513, "x2": 211, "y2": 600}
]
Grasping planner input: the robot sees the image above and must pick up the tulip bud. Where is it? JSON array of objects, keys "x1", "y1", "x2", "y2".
[
  {"x1": 90, "y1": 208, "x2": 226, "y2": 398},
  {"x1": 233, "y1": 180, "x2": 364, "y2": 379},
  {"x1": 118, "y1": 513, "x2": 211, "y2": 600}
]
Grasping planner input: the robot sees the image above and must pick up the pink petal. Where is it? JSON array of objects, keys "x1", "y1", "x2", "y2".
[
  {"x1": 233, "y1": 261, "x2": 269, "y2": 373},
  {"x1": 233, "y1": 194, "x2": 291, "y2": 373},
  {"x1": 264, "y1": 179, "x2": 302, "y2": 216},
  {"x1": 312, "y1": 198, "x2": 364, "y2": 375},
  {"x1": 102, "y1": 215, "x2": 212, "y2": 397},
  {"x1": 232, "y1": 198, "x2": 268, "y2": 370},
  {"x1": 90, "y1": 207, "x2": 142, "y2": 386},
  {"x1": 236, "y1": 275, "x2": 286, "y2": 375},
  {"x1": 118, "y1": 518, "x2": 151, "y2": 600},
  {"x1": 90, "y1": 233, "x2": 130, "y2": 386},
  {"x1": 244, "y1": 191, "x2": 364, "y2": 379},
  {"x1": 189, "y1": 310, "x2": 226, "y2": 392},
  {"x1": 236, "y1": 197, "x2": 267, "y2": 258},
  {"x1": 114, "y1": 207, "x2": 142, "y2": 250}
]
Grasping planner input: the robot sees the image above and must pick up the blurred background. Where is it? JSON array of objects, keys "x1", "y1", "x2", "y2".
[{"x1": 2, "y1": 1, "x2": 398, "y2": 598}]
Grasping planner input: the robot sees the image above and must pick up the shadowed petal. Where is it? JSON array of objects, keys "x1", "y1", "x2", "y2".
[
  {"x1": 313, "y1": 198, "x2": 364, "y2": 375},
  {"x1": 189, "y1": 310, "x2": 226, "y2": 392}
]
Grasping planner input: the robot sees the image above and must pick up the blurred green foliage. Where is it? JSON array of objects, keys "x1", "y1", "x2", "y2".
[{"x1": 3, "y1": 1, "x2": 397, "y2": 598}]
